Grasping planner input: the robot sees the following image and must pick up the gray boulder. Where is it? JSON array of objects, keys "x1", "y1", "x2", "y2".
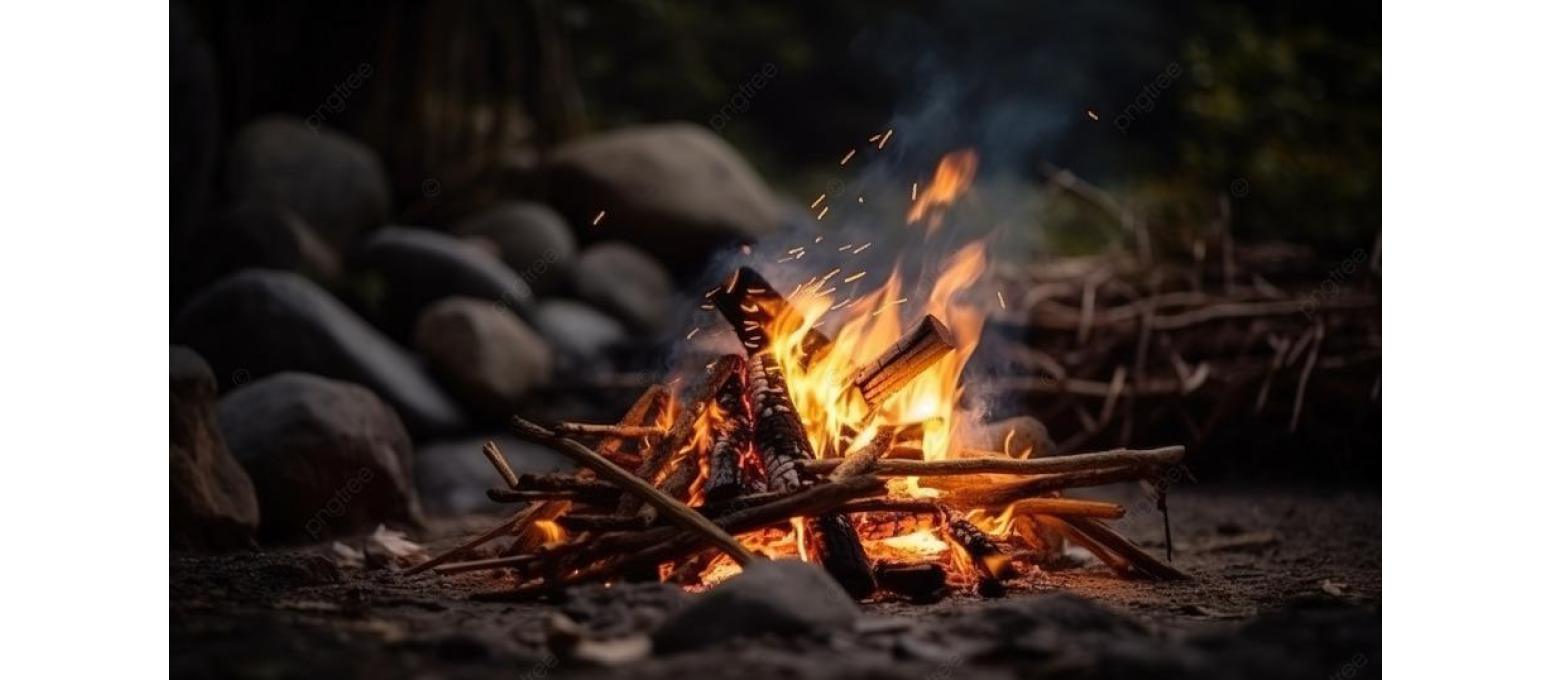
[
  {"x1": 413, "y1": 298, "x2": 553, "y2": 421},
  {"x1": 174, "y1": 269, "x2": 467, "y2": 436},
  {"x1": 545, "y1": 123, "x2": 781, "y2": 270},
  {"x1": 651, "y1": 560, "x2": 860, "y2": 653},
  {"x1": 227, "y1": 115, "x2": 391, "y2": 248},
  {"x1": 171, "y1": 346, "x2": 259, "y2": 550},
  {"x1": 196, "y1": 201, "x2": 340, "y2": 286},
  {"x1": 573, "y1": 242, "x2": 672, "y2": 334},
  {"x1": 531, "y1": 300, "x2": 628, "y2": 372},
  {"x1": 353, "y1": 226, "x2": 536, "y2": 338},
  {"x1": 218, "y1": 373, "x2": 420, "y2": 542},
  {"x1": 455, "y1": 202, "x2": 575, "y2": 295}
]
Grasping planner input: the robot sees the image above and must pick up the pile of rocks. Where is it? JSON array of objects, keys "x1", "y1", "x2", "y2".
[{"x1": 171, "y1": 115, "x2": 786, "y2": 549}]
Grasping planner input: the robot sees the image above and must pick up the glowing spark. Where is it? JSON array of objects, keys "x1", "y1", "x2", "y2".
[
  {"x1": 814, "y1": 235, "x2": 824, "y2": 243},
  {"x1": 997, "y1": 290, "x2": 1007, "y2": 309},
  {"x1": 592, "y1": 210, "x2": 606, "y2": 226},
  {"x1": 699, "y1": 303, "x2": 713, "y2": 310},
  {"x1": 878, "y1": 128, "x2": 893, "y2": 148},
  {"x1": 821, "y1": 267, "x2": 841, "y2": 283},
  {"x1": 787, "y1": 247, "x2": 805, "y2": 255},
  {"x1": 843, "y1": 271, "x2": 866, "y2": 284},
  {"x1": 912, "y1": 182, "x2": 918, "y2": 200},
  {"x1": 858, "y1": 195, "x2": 865, "y2": 204},
  {"x1": 1085, "y1": 107, "x2": 1100, "y2": 121},
  {"x1": 868, "y1": 133, "x2": 882, "y2": 143},
  {"x1": 853, "y1": 242, "x2": 872, "y2": 254},
  {"x1": 777, "y1": 256, "x2": 794, "y2": 263},
  {"x1": 816, "y1": 286, "x2": 837, "y2": 297},
  {"x1": 817, "y1": 206, "x2": 830, "y2": 221},
  {"x1": 740, "y1": 244, "x2": 753, "y2": 255},
  {"x1": 686, "y1": 328, "x2": 701, "y2": 340},
  {"x1": 840, "y1": 149, "x2": 856, "y2": 165},
  {"x1": 810, "y1": 194, "x2": 827, "y2": 209},
  {"x1": 838, "y1": 244, "x2": 853, "y2": 252}
]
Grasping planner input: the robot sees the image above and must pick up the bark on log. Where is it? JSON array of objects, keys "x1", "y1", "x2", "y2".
[
  {"x1": 704, "y1": 357, "x2": 752, "y2": 503},
  {"x1": 745, "y1": 351, "x2": 876, "y2": 597},
  {"x1": 944, "y1": 511, "x2": 1014, "y2": 596},
  {"x1": 711, "y1": 266, "x2": 833, "y2": 360}
]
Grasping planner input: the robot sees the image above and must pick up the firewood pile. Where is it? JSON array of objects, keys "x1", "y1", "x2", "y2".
[
  {"x1": 985, "y1": 237, "x2": 1381, "y2": 461},
  {"x1": 408, "y1": 263, "x2": 1188, "y2": 601}
]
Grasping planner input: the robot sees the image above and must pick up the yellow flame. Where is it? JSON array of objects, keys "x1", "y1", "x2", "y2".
[{"x1": 907, "y1": 150, "x2": 979, "y2": 233}]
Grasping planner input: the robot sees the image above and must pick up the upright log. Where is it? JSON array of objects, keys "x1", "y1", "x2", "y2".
[
  {"x1": 745, "y1": 352, "x2": 876, "y2": 597},
  {"x1": 944, "y1": 510, "x2": 1014, "y2": 596},
  {"x1": 712, "y1": 266, "x2": 832, "y2": 362}
]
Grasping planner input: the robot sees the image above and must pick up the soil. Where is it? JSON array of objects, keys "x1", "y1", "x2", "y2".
[{"x1": 171, "y1": 484, "x2": 1380, "y2": 679}]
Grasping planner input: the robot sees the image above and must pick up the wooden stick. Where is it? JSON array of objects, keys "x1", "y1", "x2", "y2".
[
  {"x1": 496, "y1": 476, "x2": 887, "y2": 595},
  {"x1": 830, "y1": 427, "x2": 896, "y2": 480},
  {"x1": 801, "y1": 445, "x2": 1185, "y2": 477},
  {"x1": 704, "y1": 360, "x2": 752, "y2": 503},
  {"x1": 1053, "y1": 516, "x2": 1187, "y2": 580},
  {"x1": 551, "y1": 423, "x2": 668, "y2": 439},
  {"x1": 404, "y1": 502, "x2": 549, "y2": 576},
  {"x1": 510, "y1": 415, "x2": 757, "y2": 566},
  {"x1": 941, "y1": 465, "x2": 1168, "y2": 509},
  {"x1": 618, "y1": 356, "x2": 741, "y2": 516},
  {"x1": 432, "y1": 554, "x2": 538, "y2": 575},
  {"x1": 849, "y1": 315, "x2": 955, "y2": 406},
  {"x1": 486, "y1": 487, "x2": 618, "y2": 504},
  {"x1": 482, "y1": 441, "x2": 521, "y2": 489}
]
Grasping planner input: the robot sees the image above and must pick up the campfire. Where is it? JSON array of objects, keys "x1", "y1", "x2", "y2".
[{"x1": 409, "y1": 150, "x2": 1186, "y2": 600}]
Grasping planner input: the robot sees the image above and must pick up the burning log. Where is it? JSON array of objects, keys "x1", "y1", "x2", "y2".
[
  {"x1": 704, "y1": 357, "x2": 752, "y2": 503},
  {"x1": 746, "y1": 353, "x2": 814, "y2": 491},
  {"x1": 944, "y1": 510, "x2": 1014, "y2": 596},
  {"x1": 745, "y1": 352, "x2": 877, "y2": 597},
  {"x1": 712, "y1": 266, "x2": 832, "y2": 360},
  {"x1": 849, "y1": 315, "x2": 956, "y2": 407},
  {"x1": 508, "y1": 415, "x2": 757, "y2": 567}
]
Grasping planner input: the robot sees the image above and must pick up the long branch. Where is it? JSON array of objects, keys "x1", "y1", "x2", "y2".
[{"x1": 509, "y1": 415, "x2": 757, "y2": 566}]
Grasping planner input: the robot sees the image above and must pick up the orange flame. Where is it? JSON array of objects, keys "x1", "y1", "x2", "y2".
[
  {"x1": 906, "y1": 150, "x2": 979, "y2": 233},
  {"x1": 693, "y1": 149, "x2": 998, "y2": 584}
]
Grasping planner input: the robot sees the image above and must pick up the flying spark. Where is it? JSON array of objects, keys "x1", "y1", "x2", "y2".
[
  {"x1": 843, "y1": 271, "x2": 866, "y2": 283},
  {"x1": 592, "y1": 210, "x2": 606, "y2": 226},
  {"x1": 840, "y1": 149, "x2": 856, "y2": 165},
  {"x1": 853, "y1": 242, "x2": 872, "y2": 254},
  {"x1": 810, "y1": 194, "x2": 827, "y2": 209},
  {"x1": 877, "y1": 128, "x2": 893, "y2": 148},
  {"x1": 997, "y1": 290, "x2": 1007, "y2": 309},
  {"x1": 817, "y1": 206, "x2": 830, "y2": 220}
]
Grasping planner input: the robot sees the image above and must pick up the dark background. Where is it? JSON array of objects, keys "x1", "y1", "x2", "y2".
[
  {"x1": 174, "y1": 0, "x2": 1378, "y2": 258},
  {"x1": 171, "y1": 0, "x2": 1380, "y2": 484}
]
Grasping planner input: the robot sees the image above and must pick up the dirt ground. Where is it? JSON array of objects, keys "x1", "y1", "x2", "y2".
[{"x1": 171, "y1": 484, "x2": 1380, "y2": 679}]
